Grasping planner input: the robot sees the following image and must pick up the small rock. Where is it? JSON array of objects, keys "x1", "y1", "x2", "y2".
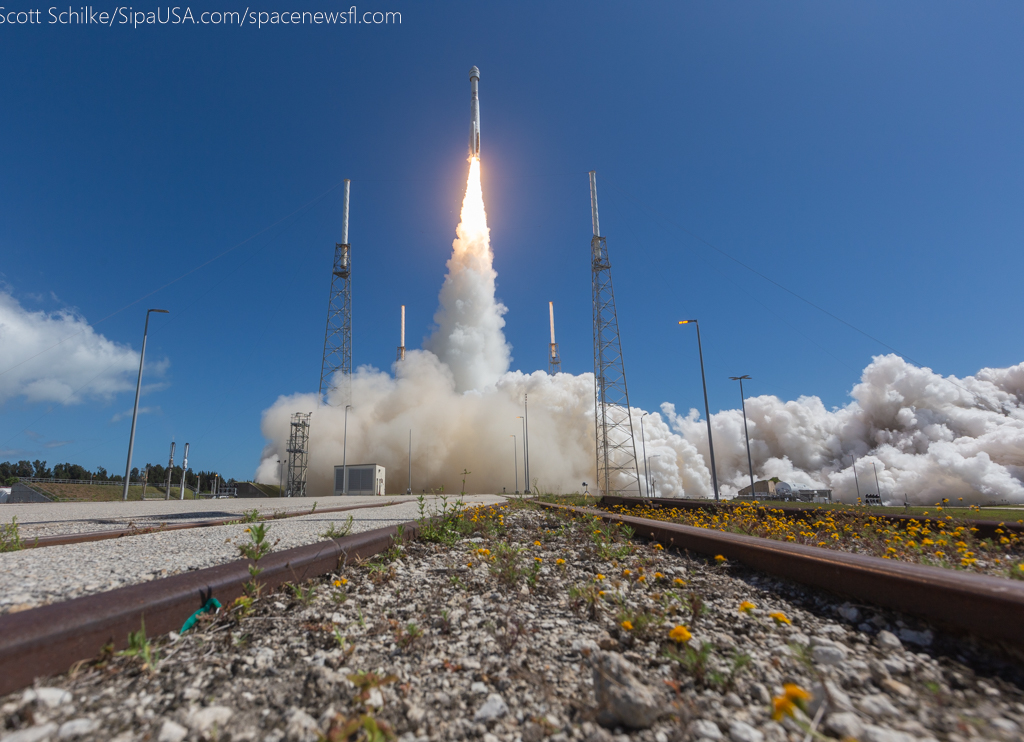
[
  {"x1": 882, "y1": 657, "x2": 907, "y2": 675},
  {"x1": 1, "y1": 723, "x2": 59, "y2": 742},
  {"x1": 365, "y1": 687, "x2": 384, "y2": 709},
  {"x1": 254, "y1": 647, "x2": 276, "y2": 670},
  {"x1": 808, "y1": 680, "x2": 853, "y2": 717},
  {"x1": 470, "y1": 681, "x2": 488, "y2": 695},
  {"x1": 473, "y1": 694, "x2": 508, "y2": 723},
  {"x1": 597, "y1": 631, "x2": 620, "y2": 651},
  {"x1": 728, "y1": 720, "x2": 764, "y2": 742},
  {"x1": 811, "y1": 644, "x2": 847, "y2": 666},
  {"x1": 690, "y1": 719, "x2": 723, "y2": 740},
  {"x1": 857, "y1": 694, "x2": 899, "y2": 718},
  {"x1": 897, "y1": 628, "x2": 932, "y2": 646},
  {"x1": 186, "y1": 705, "x2": 234, "y2": 733},
  {"x1": 861, "y1": 725, "x2": 917, "y2": 742},
  {"x1": 157, "y1": 720, "x2": 189, "y2": 742},
  {"x1": 482, "y1": 734, "x2": 500, "y2": 742},
  {"x1": 285, "y1": 708, "x2": 319, "y2": 742},
  {"x1": 24, "y1": 688, "x2": 72, "y2": 709},
  {"x1": 57, "y1": 719, "x2": 99, "y2": 739},
  {"x1": 588, "y1": 650, "x2": 666, "y2": 729},
  {"x1": 990, "y1": 718, "x2": 1020, "y2": 735},
  {"x1": 876, "y1": 630, "x2": 902, "y2": 651},
  {"x1": 837, "y1": 604, "x2": 860, "y2": 623},
  {"x1": 880, "y1": 678, "x2": 912, "y2": 697},
  {"x1": 825, "y1": 712, "x2": 865, "y2": 740},
  {"x1": 405, "y1": 706, "x2": 426, "y2": 724}
]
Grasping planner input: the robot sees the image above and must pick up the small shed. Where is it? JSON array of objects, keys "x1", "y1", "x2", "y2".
[{"x1": 334, "y1": 464, "x2": 385, "y2": 496}]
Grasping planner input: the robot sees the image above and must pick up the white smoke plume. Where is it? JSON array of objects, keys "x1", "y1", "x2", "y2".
[
  {"x1": 425, "y1": 158, "x2": 511, "y2": 392},
  {"x1": 255, "y1": 164, "x2": 1024, "y2": 505}
]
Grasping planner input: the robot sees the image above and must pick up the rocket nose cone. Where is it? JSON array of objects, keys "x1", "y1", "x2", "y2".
[{"x1": 469, "y1": 66, "x2": 480, "y2": 80}]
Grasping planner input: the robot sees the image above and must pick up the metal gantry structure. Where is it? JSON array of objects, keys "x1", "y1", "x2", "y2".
[
  {"x1": 319, "y1": 179, "x2": 353, "y2": 406},
  {"x1": 285, "y1": 412, "x2": 311, "y2": 497},
  {"x1": 548, "y1": 301, "x2": 561, "y2": 374},
  {"x1": 588, "y1": 171, "x2": 642, "y2": 497}
]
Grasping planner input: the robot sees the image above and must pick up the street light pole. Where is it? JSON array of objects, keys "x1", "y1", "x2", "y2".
[
  {"x1": 679, "y1": 320, "x2": 720, "y2": 501},
  {"x1": 517, "y1": 415, "x2": 527, "y2": 495},
  {"x1": 524, "y1": 393, "x2": 531, "y2": 494},
  {"x1": 122, "y1": 308, "x2": 169, "y2": 502},
  {"x1": 511, "y1": 434, "x2": 518, "y2": 494},
  {"x1": 729, "y1": 375, "x2": 756, "y2": 498},
  {"x1": 639, "y1": 412, "x2": 650, "y2": 498},
  {"x1": 342, "y1": 404, "x2": 352, "y2": 495}
]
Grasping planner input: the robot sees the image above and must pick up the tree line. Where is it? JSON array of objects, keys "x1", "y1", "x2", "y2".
[{"x1": 0, "y1": 460, "x2": 230, "y2": 492}]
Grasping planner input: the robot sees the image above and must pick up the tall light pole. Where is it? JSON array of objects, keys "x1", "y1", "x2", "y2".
[
  {"x1": 524, "y1": 394, "x2": 531, "y2": 494},
  {"x1": 729, "y1": 375, "x2": 756, "y2": 499},
  {"x1": 639, "y1": 412, "x2": 650, "y2": 498},
  {"x1": 649, "y1": 454, "x2": 661, "y2": 498},
  {"x1": 511, "y1": 434, "x2": 518, "y2": 494},
  {"x1": 341, "y1": 404, "x2": 352, "y2": 495},
  {"x1": 516, "y1": 415, "x2": 527, "y2": 495},
  {"x1": 678, "y1": 320, "x2": 720, "y2": 501},
  {"x1": 122, "y1": 308, "x2": 169, "y2": 501}
]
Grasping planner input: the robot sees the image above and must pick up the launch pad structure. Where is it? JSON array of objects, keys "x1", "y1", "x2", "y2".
[
  {"x1": 589, "y1": 172, "x2": 642, "y2": 497},
  {"x1": 319, "y1": 179, "x2": 353, "y2": 406},
  {"x1": 285, "y1": 412, "x2": 310, "y2": 497}
]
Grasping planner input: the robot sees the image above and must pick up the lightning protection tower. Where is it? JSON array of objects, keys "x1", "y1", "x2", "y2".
[
  {"x1": 319, "y1": 179, "x2": 352, "y2": 406},
  {"x1": 285, "y1": 412, "x2": 311, "y2": 497},
  {"x1": 548, "y1": 301, "x2": 561, "y2": 374},
  {"x1": 589, "y1": 171, "x2": 642, "y2": 497}
]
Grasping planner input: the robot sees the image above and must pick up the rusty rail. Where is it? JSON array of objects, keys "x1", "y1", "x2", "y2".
[
  {"x1": 539, "y1": 502, "x2": 1024, "y2": 650},
  {"x1": 0, "y1": 520, "x2": 420, "y2": 696}
]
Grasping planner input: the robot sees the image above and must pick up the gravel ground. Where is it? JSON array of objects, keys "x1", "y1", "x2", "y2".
[
  {"x1": 2, "y1": 497, "x2": 422, "y2": 539},
  {"x1": 0, "y1": 495, "x2": 502, "y2": 615},
  {"x1": 2, "y1": 503, "x2": 1022, "y2": 742}
]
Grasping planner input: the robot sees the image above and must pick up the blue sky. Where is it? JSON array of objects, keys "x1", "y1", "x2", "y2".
[{"x1": 2, "y1": 1, "x2": 1022, "y2": 480}]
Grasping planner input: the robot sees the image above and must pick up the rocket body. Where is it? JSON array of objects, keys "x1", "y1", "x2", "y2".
[{"x1": 469, "y1": 66, "x2": 481, "y2": 158}]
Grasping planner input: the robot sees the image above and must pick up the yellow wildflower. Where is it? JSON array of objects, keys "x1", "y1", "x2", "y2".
[
  {"x1": 620, "y1": 620, "x2": 633, "y2": 631},
  {"x1": 669, "y1": 625, "x2": 692, "y2": 643},
  {"x1": 738, "y1": 601, "x2": 756, "y2": 614},
  {"x1": 769, "y1": 611, "x2": 791, "y2": 625},
  {"x1": 556, "y1": 558, "x2": 565, "y2": 565},
  {"x1": 714, "y1": 555, "x2": 727, "y2": 563}
]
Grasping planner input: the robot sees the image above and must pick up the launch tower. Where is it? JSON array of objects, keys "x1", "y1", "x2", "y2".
[
  {"x1": 285, "y1": 412, "x2": 310, "y2": 497},
  {"x1": 319, "y1": 179, "x2": 353, "y2": 405},
  {"x1": 589, "y1": 172, "x2": 642, "y2": 497}
]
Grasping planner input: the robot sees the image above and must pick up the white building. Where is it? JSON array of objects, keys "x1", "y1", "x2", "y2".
[{"x1": 334, "y1": 464, "x2": 385, "y2": 496}]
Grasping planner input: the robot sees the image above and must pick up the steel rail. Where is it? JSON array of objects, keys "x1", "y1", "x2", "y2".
[
  {"x1": 539, "y1": 502, "x2": 1024, "y2": 650},
  {"x1": 599, "y1": 495, "x2": 1024, "y2": 541},
  {"x1": 0, "y1": 520, "x2": 422, "y2": 696},
  {"x1": 20, "y1": 500, "x2": 403, "y2": 550}
]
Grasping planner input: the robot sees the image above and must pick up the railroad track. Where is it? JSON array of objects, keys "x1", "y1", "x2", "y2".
[
  {"x1": 538, "y1": 500, "x2": 1024, "y2": 652},
  {"x1": 600, "y1": 494, "x2": 1024, "y2": 541},
  {"x1": 0, "y1": 516, "x2": 422, "y2": 696},
  {"x1": 17, "y1": 500, "x2": 401, "y2": 550},
  {"x1": 3, "y1": 494, "x2": 1023, "y2": 701}
]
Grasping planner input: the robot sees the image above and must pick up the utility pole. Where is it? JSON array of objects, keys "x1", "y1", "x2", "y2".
[
  {"x1": 122, "y1": 308, "x2": 168, "y2": 501},
  {"x1": 164, "y1": 441, "x2": 175, "y2": 500}
]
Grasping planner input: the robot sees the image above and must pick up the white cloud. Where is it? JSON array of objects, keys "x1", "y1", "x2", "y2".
[
  {"x1": 110, "y1": 406, "x2": 161, "y2": 423},
  {"x1": 0, "y1": 290, "x2": 163, "y2": 405}
]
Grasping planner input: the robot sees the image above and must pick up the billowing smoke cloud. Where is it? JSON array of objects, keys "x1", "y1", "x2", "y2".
[
  {"x1": 255, "y1": 164, "x2": 1024, "y2": 505},
  {"x1": 0, "y1": 290, "x2": 152, "y2": 404}
]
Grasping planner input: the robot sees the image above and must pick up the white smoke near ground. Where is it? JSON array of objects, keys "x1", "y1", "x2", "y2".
[
  {"x1": 255, "y1": 161, "x2": 1024, "y2": 505},
  {"x1": 0, "y1": 290, "x2": 152, "y2": 404}
]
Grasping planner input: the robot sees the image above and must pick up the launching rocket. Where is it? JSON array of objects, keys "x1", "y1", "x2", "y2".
[{"x1": 469, "y1": 66, "x2": 481, "y2": 158}]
